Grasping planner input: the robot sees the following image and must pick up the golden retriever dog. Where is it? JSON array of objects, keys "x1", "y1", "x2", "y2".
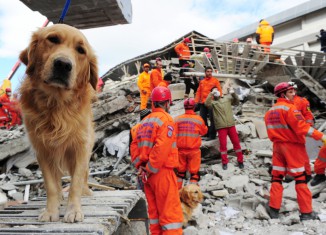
[
  {"x1": 19, "y1": 24, "x2": 98, "y2": 223},
  {"x1": 179, "y1": 184, "x2": 204, "y2": 226}
]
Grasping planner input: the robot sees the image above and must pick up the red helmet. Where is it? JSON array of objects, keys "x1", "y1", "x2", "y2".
[
  {"x1": 274, "y1": 82, "x2": 295, "y2": 97},
  {"x1": 184, "y1": 98, "x2": 196, "y2": 109},
  {"x1": 183, "y1": 38, "x2": 191, "y2": 43},
  {"x1": 5, "y1": 88, "x2": 11, "y2": 93},
  {"x1": 203, "y1": 47, "x2": 210, "y2": 52},
  {"x1": 151, "y1": 86, "x2": 171, "y2": 103}
]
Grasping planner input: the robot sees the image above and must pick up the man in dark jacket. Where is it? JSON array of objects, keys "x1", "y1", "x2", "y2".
[
  {"x1": 205, "y1": 88, "x2": 244, "y2": 170},
  {"x1": 317, "y1": 29, "x2": 326, "y2": 53}
]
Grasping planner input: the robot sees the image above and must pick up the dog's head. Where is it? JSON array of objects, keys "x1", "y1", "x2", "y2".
[
  {"x1": 179, "y1": 184, "x2": 203, "y2": 209},
  {"x1": 19, "y1": 24, "x2": 98, "y2": 91}
]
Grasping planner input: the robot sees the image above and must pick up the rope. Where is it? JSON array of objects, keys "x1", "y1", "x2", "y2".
[{"x1": 58, "y1": 0, "x2": 71, "y2": 23}]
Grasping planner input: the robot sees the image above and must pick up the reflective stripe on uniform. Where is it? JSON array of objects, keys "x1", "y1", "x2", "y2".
[
  {"x1": 235, "y1": 149, "x2": 242, "y2": 153},
  {"x1": 287, "y1": 166, "x2": 305, "y2": 173},
  {"x1": 138, "y1": 141, "x2": 153, "y2": 148},
  {"x1": 270, "y1": 105, "x2": 290, "y2": 111},
  {"x1": 266, "y1": 124, "x2": 289, "y2": 129},
  {"x1": 176, "y1": 133, "x2": 200, "y2": 137},
  {"x1": 149, "y1": 219, "x2": 159, "y2": 224},
  {"x1": 162, "y1": 222, "x2": 183, "y2": 230},
  {"x1": 273, "y1": 166, "x2": 286, "y2": 172},
  {"x1": 306, "y1": 127, "x2": 314, "y2": 137},
  {"x1": 317, "y1": 155, "x2": 326, "y2": 163},
  {"x1": 220, "y1": 151, "x2": 227, "y2": 155},
  {"x1": 133, "y1": 157, "x2": 140, "y2": 166},
  {"x1": 306, "y1": 120, "x2": 314, "y2": 124},
  {"x1": 142, "y1": 117, "x2": 163, "y2": 126},
  {"x1": 176, "y1": 117, "x2": 202, "y2": 125},
  {"x1": 147, "y1": 161, "x2": 159, "y2": 173}
]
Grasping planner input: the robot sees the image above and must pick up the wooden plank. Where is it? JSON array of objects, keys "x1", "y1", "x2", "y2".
[
  {"x1": 311, "y1": 54, "x2": 325, "y2": 78},
  {"x1": 245, "y1": 51, "x2": 260, "y2": 76},
  {"x1": 221, "y1": 43, "x2": 228, "y2": 73},
  {"x1": 211, "y1": 47, "x2": 221, "y2": 72},
  {"x1": 251, "y1": 54, "x2": 269, "y2": 77},
  {"x1": 238, "y1": 44, "x2": 251, "y2": 74},
  {"x1": 231, "y1": 44, "x2": 239, "y2": 74}
]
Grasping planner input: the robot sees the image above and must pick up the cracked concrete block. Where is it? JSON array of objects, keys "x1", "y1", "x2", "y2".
[
  {"x1": 255, "y1": 150, "x2": 273, "y2": 158},
  {"x1": 255, "y1": 204, "x2": 270, "y2": 220},
  {"x1": 224, "y1": 175, "x2": 249, "y2": 190},
  {"x1": 211, "y1": 189, "x2": 229, "y2": 197},
  {"x1": 183, "y1": 226, "x2": 199, "y2": 235},
  {"x1": 212, "y1": 164, "x2": 236, "y2": 180},
  {"x1": 250, "y1": 178, "x2": 267, "y2": 186},
  {"x1": 280, "y1": 199, "x2": 298, "y2": 213},
  {"x1": 281, "y1": 211, "x2": 300, "y2": 225}
]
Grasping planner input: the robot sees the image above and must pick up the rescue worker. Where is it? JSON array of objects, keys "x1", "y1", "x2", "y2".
[
  {"x1": 174, "y1": 37, "x2": 191, "y2": 67},
  {"x1": 310, "y1": 146, "x2": 326, "y2": 186},
  {"x1": 157, "y1": 72, "x2": 173, "y2": 88},
  {"x1": 150, "y1": 60, "x2": 163, "y2": 91},
  {"x1": 291, "y1": 82, "x2": 315, "y2": 181},
  {"x1": 175, "y1": 98, "x2": 207, "y2": 189},
  {"x1": 130, "y1": 86, "x2": 183, "y2": 234},
  {"x1": 0, "y1": 88, "x2": 12, "y2": 129},
  {"x1": 203, "y1": 47, "x2": 212, "y2": 59},
  {"x1": 129, "y1": 108, "x2": 151, "y2": 190},
  {"x1": 205, "y1": 88, "x2": 244, "y2": 170},
  {"x1": 0, "y1": 88, "x2": 11, "y2": 104},
  {"x1": 256, "y1": 19, "x2": 274, "y2": 53},
  {"x1": 316, "y1": 29, "x2": 326, "y2": 53},
  {"x1": 195, "y1": 67, "x2": 222, "y2": 139},
  {"x1": 137, "y1": 63, "x2": 151, "y2": 110},
  {"x1": 265, "y1": 82, "x2": 326, "y2": 220}
]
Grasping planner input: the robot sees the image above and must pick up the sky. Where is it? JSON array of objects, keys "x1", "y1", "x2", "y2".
[{"x1": 0, "y1": 0, "x2": 310, "y2": 92}]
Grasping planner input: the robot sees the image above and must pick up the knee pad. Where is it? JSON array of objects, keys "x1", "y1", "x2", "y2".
[
  {"x1": 271, "y1": 175, "x2": 284, "y2": 185},
  {"x1": 190, "y1": 173, "x2": 200, "y2": 182},
  {"x1": 176, "y1": 171, "x2": 186, "y2": 179}
]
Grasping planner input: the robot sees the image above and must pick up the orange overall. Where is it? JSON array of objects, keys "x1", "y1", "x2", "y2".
[
  {"x1": 137, "y1": 71, "x2": 151, "y2": 110},
  {"x1": 314, "y1": 146, "x2": 326, "y2": 175},
  {"x1": 265, "y1": 98, "x2": 323, "y2": 213},
  {"x1": 175, "y1": 110, "x2": 207, "y2": 189},
  {"x1": 150, "y1": 68, "x2": 163, "y2": 91},
  {"x1": 130, "y1": 107, "x2": 183, "y2": 235},
  {"x1": 256, "y1": 20, "x2": 274, "y2": 52},
  {"x1": 293, "y1": 95, "x2": 315, "y2": 176}
]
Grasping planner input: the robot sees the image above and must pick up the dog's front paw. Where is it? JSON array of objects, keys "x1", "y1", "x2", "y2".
[
  {"x1": 82, "y1": 187, "x2": 93, "y2": 196},
  {"x1": 38, "y1": 209, "x2": 60, "y2": 222},
  {"x1": 64, "y1": 205, "x2": 84, "y2": 223}
]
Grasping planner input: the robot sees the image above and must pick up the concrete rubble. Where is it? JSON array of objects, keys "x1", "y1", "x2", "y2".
[{"x1": 1, "y1": 71, "x2": 326, "y2": 234}]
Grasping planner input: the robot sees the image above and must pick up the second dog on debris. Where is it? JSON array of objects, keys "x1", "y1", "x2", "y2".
[{"x1": 179, "y1": 184, "x2": 203, "y2": 226}]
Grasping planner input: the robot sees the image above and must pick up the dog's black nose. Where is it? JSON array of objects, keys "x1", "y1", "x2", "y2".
[{"x1": 53, "y1": 58, "x2": 72, "y2": 73}]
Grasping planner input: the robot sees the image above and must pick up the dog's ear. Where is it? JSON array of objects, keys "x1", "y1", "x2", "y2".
[
  {"x1": 89, "y1": 55, "x2": 98, "y2": 90},
  {"x1": 179, "y1": 187, "x2": 191, "y2": 203},
  {"x1": 19, "y1": 31, "x2": 39, "y2": 76}
]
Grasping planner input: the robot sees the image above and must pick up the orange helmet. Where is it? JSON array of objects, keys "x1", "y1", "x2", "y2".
[
  {"x1": 184, "y1": 98, "x2": 196, "y2": 109},
  {"x1": 274, "y1": 82, "x2": 296, "y2": 97},
  {"x1": 151, "y1": 86, "x2": 171, "y2": 103}
]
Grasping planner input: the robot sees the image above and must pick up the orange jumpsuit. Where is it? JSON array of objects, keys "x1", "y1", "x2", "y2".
[
  {"x1": 130, "y1": 107, "x2": 183, "y2": 235},
  {"x1": 293, "y1": 95, "x2": 315, "y2": 176},
  {"x1": 174, "y1": 42, "x2": 191, "y2": 60},
  {"x1": 150, "y1": 68, "x2": 163, "y2": 91},
  {"x1": 137, "y1": 71, "x2": 151, "y2": 110},
  {"x1": 195, "y1": 77, "x2": 222, "y2": 104},
  {"x1": 265, "y1": 98, "x2": 324, "y2": 213},
  {"x1": 256, "y1": 20, "x2": 274, "y2": 52},
  {"x1": 314, "y1": 146, "x2": 326, "y2": 175},
  {"x1": 175, "y1": 110, "x2": 207, "y2": 189}
]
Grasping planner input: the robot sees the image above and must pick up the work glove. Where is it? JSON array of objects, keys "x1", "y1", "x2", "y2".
[
  {"x1": 212, "y1": 90, "x2": 220, "y2": 97},
  {"x1": 322, "y1": 135, "x2": 326, "y2": 146}
]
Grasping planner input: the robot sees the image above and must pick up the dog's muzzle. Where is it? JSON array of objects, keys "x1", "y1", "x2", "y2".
[{"x1": 48, "y1": 57, "x2": 72, "y2": 87}]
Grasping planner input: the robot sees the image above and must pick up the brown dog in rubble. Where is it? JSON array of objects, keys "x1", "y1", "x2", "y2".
[
  {"x1": 179, "y1": 184, "x2": 204, "y2": 226},
  {"x1": 19, "y1": 24, "x2": 98, "y2": 223}
]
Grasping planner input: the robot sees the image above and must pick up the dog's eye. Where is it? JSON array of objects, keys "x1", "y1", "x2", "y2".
[
  {"x1": 47, "y1": 36, "x2": 60, "y2": 44},
  {"x1": 77, "y1": 46, "x2": 85, "y2": 54},
  {"x1": 194, "y1": 191, "x2": 198, "y2": 193}
]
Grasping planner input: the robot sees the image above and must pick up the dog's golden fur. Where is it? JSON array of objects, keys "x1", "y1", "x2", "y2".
[
  {"x1": 19, "y1": 24, "x2": 98, "y2": 223},
  {"x1": 179, "y1": 184, "x2": 204, "y2": 226}
]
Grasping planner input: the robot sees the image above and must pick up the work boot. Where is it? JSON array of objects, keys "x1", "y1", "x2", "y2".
[
  {"x1": 300, "y1": 212, "x2": 317, "y2": 221},
  {"x1": 306, "y1": 174, "x2": 312, "y2": 183},
  {"x1": 310, "y1": 174, "x2": 326, "y2": 186},
  {"x1": 222, "y1": 164, "x2": 228, "y2": 170},
  {"x1": 238, "y1": 162, "x2": 244, "y2": 169},
  {"x1": 268, "y1": 207, "x2": 279, "y2": 219}
]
